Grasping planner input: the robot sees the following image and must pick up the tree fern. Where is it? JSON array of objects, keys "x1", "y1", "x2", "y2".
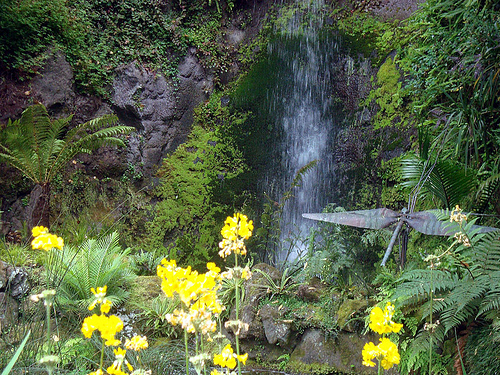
[
  {"x1": 0, "y1": 104, "x2": 134, "y2": 227},
  {"x1": 401, "y1": 154, "x2": 476, "y2": 210}
]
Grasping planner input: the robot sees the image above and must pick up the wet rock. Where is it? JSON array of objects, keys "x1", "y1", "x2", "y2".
[
  {"x1": 237, "y1": 263, "x2": 281, "y2": 340},
  {"x1": 0, "y1": 292, "x2": 19, "y2": 330},
  {"x1": 290, "y1": 328, "x2": 395, "y2": 374},
  {"x1": 112, "y1": 50, "x2": 213, "y2": 177},
  {"x1": 259, "y1": 303, "x2": 292, "y2": 346},
  {"x1": 31, "y1": 50, "x2": 75, "y2": 114},
  {"x1": 297, "y1": 277, "x2": 327, "y2": 302}
]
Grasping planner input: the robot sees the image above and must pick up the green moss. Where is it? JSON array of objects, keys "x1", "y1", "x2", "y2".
[
  {"x1": 145, "y1": 93, "x2": 249, "y2": 269},
  {"x1": 336, "y1": 299, "x2": 368, "y2": 329},
  {"x1": 366, "y1": 56, "x2": 408, "y2": 130},
  {"x1": 285, "y1": 360, "x2": 339, "y2": 374}
]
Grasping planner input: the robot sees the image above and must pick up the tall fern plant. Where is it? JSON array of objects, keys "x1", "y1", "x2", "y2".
[
  {"x1": 51, "y1": 231, "x2": 135, "y2": 314},
  {"x1": 393, "y1": 217, "x2": 500, "y2": 372},
  {"x1": 0, "y1": 104, "x2": 134, "y2": 228}
]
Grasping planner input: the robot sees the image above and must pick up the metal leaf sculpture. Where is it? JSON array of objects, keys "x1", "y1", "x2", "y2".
[
  {"x1": 303, "y1": 208, "x2": 498, "y2": 266},
  {"x1": 302, "y1": 154, "x2": 498, "y2": 267}
]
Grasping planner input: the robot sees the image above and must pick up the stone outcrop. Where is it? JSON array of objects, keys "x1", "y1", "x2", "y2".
[{"x1": 112, "y1": 49, "x2": 213, "y2": 177}]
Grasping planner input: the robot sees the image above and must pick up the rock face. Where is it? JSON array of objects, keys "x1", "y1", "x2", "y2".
[
  {"x1": 237, "y1": 263, "x2": 282, "y2": 341},
  {"x1": 112, "y1": 49, "x2": 213, "y2": 177},
  {"x1": 0, "y1": 260, "x2": 29, "y2": 330}
]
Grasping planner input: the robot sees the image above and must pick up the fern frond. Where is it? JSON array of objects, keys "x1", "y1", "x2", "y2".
[{"x1": 291, "y1": 160, "x2": 318, "y2": 188}]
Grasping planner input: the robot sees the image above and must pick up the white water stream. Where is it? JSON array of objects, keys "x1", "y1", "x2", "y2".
[{"x1": 264, "y1": 1, "x2": 343, "y2": 265}]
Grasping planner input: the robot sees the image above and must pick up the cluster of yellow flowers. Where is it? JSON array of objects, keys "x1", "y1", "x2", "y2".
[
  {"x1": 218, "y1": 213, "x2": 253, "y2": 258},
  {"x1": 369, "y1": 302, "x2": 403, "y2": 335},
  {"x1": 362, "y1": 302, "x2": 402, "y2": 371},
  {"x1": 157, "y1": 260, "x2": 223, "y2": 336},
  {"x1": 362, "y1": 338, "x2": 400, "y2": 370},
  {"x1": 157, "y1": 213, "x2": 253, "y2": 375},
  {"x1": 31, "y1": 226, "x2": 64, "y2": 251},
  {"x1": 211, "y1": 344, "x2": 248, "y2": 374},
  {"x1": 82, "y1": 286, "x2": 149, "y2": 375}
]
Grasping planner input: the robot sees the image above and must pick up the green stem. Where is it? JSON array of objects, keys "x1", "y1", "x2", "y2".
[
  {"x1": 377, "y1": 360, "x2": 382, "y2": 375},
  {"x1": 185, "y1": 328, "x2": 190, "y2": 375},
  {"x1": 99, "y1": 339, "x2": 105, "y2": 372},
  {"x1": 429, "y1": 266, "x2": 434, "y2": 375},
  {"x1": 45, "y1": 303, "x2": 51, "y2": 356},
  {"x1": 200, "y1": 334, "x2": 207, "y2": 375},
  {"x1": 234, "y1": 253, "x2": 241, "y2": 375}
]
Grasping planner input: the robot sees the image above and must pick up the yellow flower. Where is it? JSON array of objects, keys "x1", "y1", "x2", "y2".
[
  {"x1": 124, "y1": 335, "x2": 148, "y2": 351},
  {"x1": 87, "y1": 370, "x2": 104, "y2": 375},
  {"x1": 211, "y1": 370, "x2": 223, "y2": 375},
  {"x1": 361, "y1": 341, "x2": 378, "y2": 367},
  {"x1": 379, "y1": 337, "x2": 400, "y2": 370},
  {"x1": 220, "y1": 213, "x2": 253, "y2": 241},
  {"x1": 88, "y1": 286, "x2": 112, "y2": 313},
  {"x1": 214, "y1": 344, "x2": 237, "y2": 369},
  {"x1": 107, "y1": 347, "x2": 133, "y2": 375},
  {"x1": 31, "y1": 232, "x2": 64, "y2": 251},
  {"x1": 237, "y1": 352, "x2": 248, "y2": 365},
  {"x1": 213, "y1": 344, "x2": 247, "y2": 369},
  {"x1": 362, "y1": 338, "x2": 400, "y2": 370},
  {"x1": 369, "y1": 302, "x2": 403, "y2": 335},
  {"x1": 207, "y1": 262, "x2": 221, "y2": 274},
  {"x1": 81, "y1": 314, "x2": 123, "y2": 346},
  {"x1": 32, "y1": 226, "x2": 48, "y2": 237}
]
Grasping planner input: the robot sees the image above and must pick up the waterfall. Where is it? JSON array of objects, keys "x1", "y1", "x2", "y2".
[{"x1": 263, "y1": 1, "x2": 343, "y2": 266}]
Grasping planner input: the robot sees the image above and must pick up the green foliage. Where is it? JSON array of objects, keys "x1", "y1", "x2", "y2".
[
  {"x1": 366, "y1": 56, "x2": 408, "y2": 130},
  {"x1": 401, "y1": 153, "x2": 477, "y2": 210},
  {"x1": 253, "y1": 267, "x2": 300, "y2": 299},
  {"x1": 464, "y1": 324, "x2": 500, "y2": 375},
  {"x1": 300, "y1": 205, "x2": 385, "y2": 289},
  {"x1": 0, "y1": 104, "x2": 133, "y2": 227},
  {"x1": 400, "y1": 0, "x2": 500, "y2": 171},
  {"x1": 134, "y1": 295, "x2": 180, "y2": 338},
  {"x1": 146, "y1": 95, "x2": 248, "y2": 268},
  {"x1": 130, "y1": 251, "x2": 165, "y2": 276},
  {"x1": 0, "y1": 0, "x2": 84, "y2": 72},
  {"x1": 393, "y1": 226, "x2": 500, "y2": 373},
  {"x1": 52, "y1": 231, "x2": 136, "y2": 314},
  {"x1": 335, "y1": 10, "x2": 411, "y2": 58},
  {"x1": 1, "y1": 330, "x2": 30, "y2": 375},
  {"x1": 254, "y1": 161, "x2": 318, "y2": 269}
]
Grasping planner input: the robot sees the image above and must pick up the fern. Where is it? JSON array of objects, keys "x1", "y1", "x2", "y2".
[{"x1": 395, "y1": 229, "x2": 500, "y2": 370}]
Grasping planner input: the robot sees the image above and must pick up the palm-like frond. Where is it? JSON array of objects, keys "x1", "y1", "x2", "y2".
[
  {"x1": 55, "y1": 231, "x2": 136, "y2": 313},
  {"x1": 401, "y1": 154, "x2": 476, "y2": 209}
]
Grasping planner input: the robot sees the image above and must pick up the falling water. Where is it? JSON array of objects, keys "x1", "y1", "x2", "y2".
[{"x1": 264, "y1": 0, "x2": 343, "y2": 265}]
